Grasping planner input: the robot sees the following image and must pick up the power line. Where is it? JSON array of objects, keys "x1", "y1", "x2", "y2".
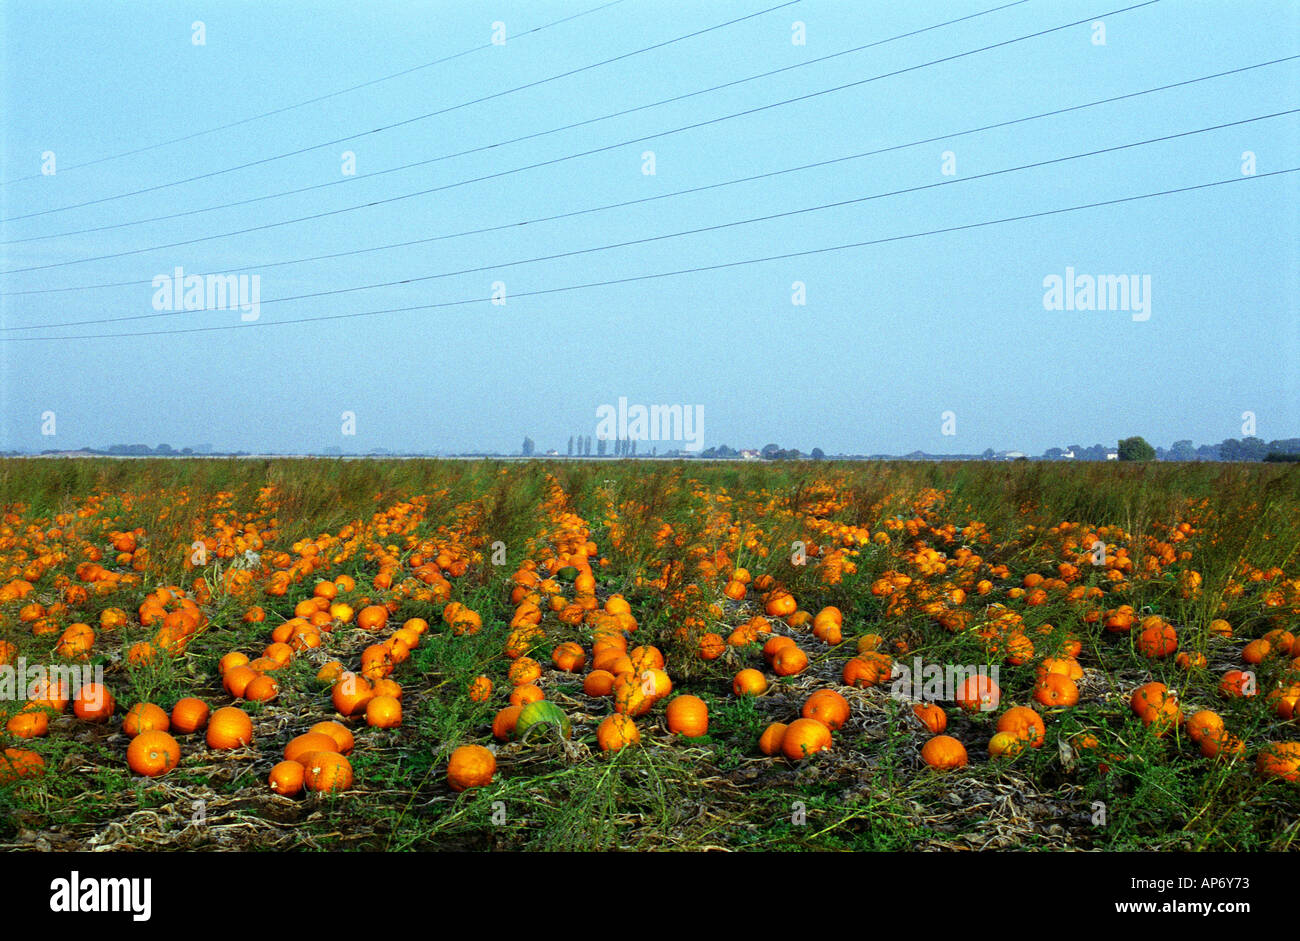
[
  {"x1": 6, "y1": 109, "x2": 1291, "y2": 333},
  {"x1": 0, "y1": 0, "x2": 631, "y2": 187},
  {"x1": 5, "y1": 53, "x2": 1292, "y2": 297},
  {"x1": 3, "y1": 0, "x2": 802, "y2": 222},
  {"x1": 6, "y1": 168, "x2": 1292, "y2": 343},
  {"x1": 0, "y1": 0, "x2": 1166, "y2": 275},
  {"x1": 3, "y1": 0, "x2": 1034, "y2": 244}
]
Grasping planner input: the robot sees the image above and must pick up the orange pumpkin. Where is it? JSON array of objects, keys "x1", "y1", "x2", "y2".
[
  {"x1": 954, "y1": 675, "x2": 1001, "y2": 712},
  {"x1": 206, "y1": 707, "x2": 253, "y2": 750},
  {"x1": 758, "y1": 722, "x2": 789, "y2": 755},
  {"x1": 912, "y1": 702, "x2": 947, "y2": 734},
  {"x1": 1255, "y1": 741, "x2": 1300, "y2": 782},
  {"x1": 72, "y1": 682, "x2": 115, "y2": 721},
  {"x1": 597, "y1": 713, "x2": 640, "y2": 751},
  {"x1": 780, "y1": 718, "x2": 832, "y2": 760},
  {"x1": 122, "y1": 702, "x2": 170, "y2": 737},
  {"x1": 801, "y1": 690, "x2": 850, "y2": 731},
  {"x1": 126, "y1": 730, "x2": 180, "y2": 777},
  {"x1": 447, "y1": 744, "x2": 496, "y2": 791},
  {"x1": 995, "y1": 706, "x2": 1045, "y2": 747},
  {"x1": 170, "y1": 697, "x2": 209, "y2": 733},
  {"x1": 921, "y1": 734, "x2": 968, "y2": 769},
  {"x1": 732, "y1": 669, "x2": 768, "y2": 697},
  {"x1": 665, "y1": 695, "x2": 709, "y2": 737}
]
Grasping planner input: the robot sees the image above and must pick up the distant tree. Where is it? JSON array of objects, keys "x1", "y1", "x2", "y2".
[
  {"x1": 761, "y1": 443, "x2": 781, "y2": 459},
  {"x1": 1168, "y1": 439, "x2": 1196, "y2": 461},
  {"x1": 811, "y1": 447, "x2": 826, "y2": 460},
  {"x1": 521, "y1": 437, "x2": 534, "y2": 457},
  {"x1": 584, "y1": 436, "x2": 592, "y2": 456},
  {"x1": 1118, "y1": 436, "x2": 1155, "y2": 461},
  {"x1": 597, "y1": 437, "x2": 607, "y2": 457},
  {"x1": 982, "y1": 448, "x2": 996, "y2": 460},
  {"x1": 715, "y1": 444, "x2": 737, "y2": 458},
  {"x1": 1240, "y1": 437, "x2": 1268, "y2": 461},
  {"x1": 1044, "y1": 447, "x2": 1064, "y2": 460},
  {"x1": 156, "y1": 443, "x2": 174, "y2": 454},
  {"x1": 567, "y1": 436, "x2": 574, "y2": 456}
]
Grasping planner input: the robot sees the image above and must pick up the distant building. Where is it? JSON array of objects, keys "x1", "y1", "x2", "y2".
[{"x1": 739, "y1": 449, "x2": 760, "y2": 460}]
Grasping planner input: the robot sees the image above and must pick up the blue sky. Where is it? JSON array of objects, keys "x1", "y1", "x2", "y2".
[{"x1": 2, "y1": 0, "x2": 1297, "y2": 455}]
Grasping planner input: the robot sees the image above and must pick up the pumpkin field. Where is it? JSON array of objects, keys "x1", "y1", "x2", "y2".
[{"x1": 0, "y1": 457, "x2": 1297, "y2": 852}]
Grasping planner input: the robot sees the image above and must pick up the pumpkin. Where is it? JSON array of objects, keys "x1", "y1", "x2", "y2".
[
  {"x1": 996, "y1": 706, "x2": 1045, "y2": 746},
  {"x1": 285, "y1": 732, "x2": 340, "y2": 765},
  {"x1": 127, "y1": 731, "x2": 180, "y2": 777},
  {"x1": 302, "y1": 751, "x2": 353, "y2": 792},
  {"x1": 921, "y1": 734, "x2": 968, "y2": 769},
  {"x1": 771, "y1": 644, "x2": 809, "y2": 677},
  {"x1": 122, "y1": 702, "x2": 170, "y2": 737},
  {"x1": 665, "y1": 695, "x2": 708, "y2": 737},
  {"x1": 780, "y1": 718, "x2": 832, "y2": 760},
  {"x1": 1255, "y1": 741, "x2": 1300, "y2": 782},
  {"x1": 1033, "y1": 674, "x2": 1079, "y2": 708},
  {"x1": 758, "y1": 722, "x2": 788, "y2": 755},
  {"x1": 447, "y1": 745, "x2": 496, "y2": 792},
  {"x1": 732, "y1": 669, "x2": 768, "y2": 696},
  {"x1": 801, "y1": 690, "x2": 850, "y2": 730},
  {"x1": 310, "y1": 721, "x2": 355, "y2": 754},
  {"x1": 72, "y1": 682, "x2": 115, "y2": 721},
  {"x1": 1136, "y1": 623, "x2": 1178, "y2": 658},
  {"x1": 514, "y1": 700, "x2": 571, "y2": 741},
  {"x1": 206, "y1": 707, "x2": 253, "y2": 750},
  {"x1": 912, "y1": 702, "x2": 947, "y2": 733},
  {"x1": 551, "y1": 642, "x2": 586, "y2": 673},
  {"x1": 954, "y1": 675, "x2": 1001, "y2": 712},
  {"x1": 269, "y1": 761, "x2": 305, "y2": 796},
  {"x1": 170, "y1": 697, "x2": 209, "y2": 733},
  {"x1": 365, "y1": 695, "x2": 402, "y2": 728},
  {"x1": 332, "y1": 673, "x2": 374, "y2": 716},
  {"x1": 988, "y1": 731, "x2": 1026, "y2": 758},
  {"x1": 1185, "y1": 710, "x2": 1224, "y2": 744},
  {"x1": 492, "y1": 705, "x2": 523, "y2": 741},
  {"x1": 843, "y1": 653, "x2": 892, "y2": 688},
  {"x1": 597, "y1": 714, "x2": 640, "y2": 751}
]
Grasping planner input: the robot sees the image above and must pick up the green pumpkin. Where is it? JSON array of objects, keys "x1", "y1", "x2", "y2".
[
  {"x1": 556, "y1": 565, "x2": 579, "y2": 582},
  {"x1": 514, "y1": 700, "x2": 571, "y2": 741}
]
